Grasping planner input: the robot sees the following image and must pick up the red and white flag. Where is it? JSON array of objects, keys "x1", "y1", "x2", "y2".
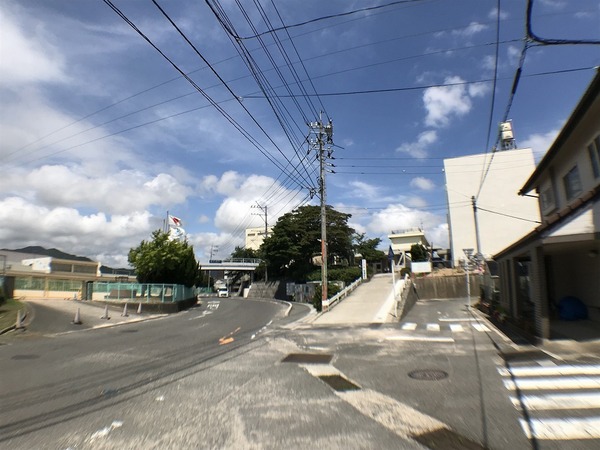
[{"x1": 168, "y1": 215, "x2": 182, "y2": 227}]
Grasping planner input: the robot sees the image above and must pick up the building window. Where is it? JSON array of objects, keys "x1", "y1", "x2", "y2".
[
  {"x1": 563, "y1": 165, "x2": 582, "y2": 201},
  {"x1": 589, "y1": 134, "x2": 600, "y2": 179},
  {"x1": 540, "y1": 186, "x2": 555, "y2": 213}
]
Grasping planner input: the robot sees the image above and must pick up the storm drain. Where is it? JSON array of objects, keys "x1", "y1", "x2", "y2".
[
  {"x1": 412, "y1": 428, "x2": 485, "y2": 450},
  {"x1": 281, "y1": 353, "x2": 333, "y2": 364},
  {"x1": 408, "y1": 369, "x2": 448, "y2": 381},
  {"x1": 318, "y1": 374, "x2": 361, "y2": 392},
  {"x1": 11, "y1": 354, "x2": 40, "y2": 360},
  {"x1": 500, "y1": 349, "x2": 550, "y2": 363}
]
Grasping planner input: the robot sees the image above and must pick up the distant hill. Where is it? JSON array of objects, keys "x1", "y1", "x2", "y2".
[{"x1": 2, "y1": 246, "x2": 93, "y2": 262}]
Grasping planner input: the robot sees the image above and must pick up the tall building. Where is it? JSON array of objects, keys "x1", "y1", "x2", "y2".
[
  {"x1": 444, "y1": 145, "x2": 540, "y2": 266},
  {"x1": 245, "y1": 226, "x2": 273, "y2": 251}
]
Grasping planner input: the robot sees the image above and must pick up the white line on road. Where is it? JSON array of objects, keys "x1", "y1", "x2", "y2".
[
  {"x1": 498, "y1": 365, "x2": 600, "y2": 377},
  {"x1": 449, "y1": 324, "x2": 464, "y2": 332},
  {"x1": 426, "y1": 323, "x2": 440, "y2": 332},
  {"x1": 514, "y1": 392, "x2": 600, "y2": 410},
  {"x1": 471, "y1": 323, "x2": 490, "y2": 332},
  {"x1": 504, "y1": 376, "x2": 600, "y2": 391},
  {"x1": 401, "y1": 322, "x2": 417, "y2": 330},
  {"x1": 387, "y1": 335, "x2": 454, "y2": 343},
  {"x1": 439, "y1": 318, "x2": 477, "y2": 322},
  {"x1": 520, "y1": 416, "x2": 600, "y2": 440}
]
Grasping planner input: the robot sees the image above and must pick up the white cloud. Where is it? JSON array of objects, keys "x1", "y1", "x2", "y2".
[
  {"x1": 488, "y1": 7, "x2": 509, "y2": 20},
  {"x1": 396, "y1": 130, "x2": 438, "y2": 159},
  {"x1": 347, "y1": 181, "x2": 381, "y2": 200},
  {"x1": 0, "y1": 4, "x2": 67, "y2": 85},
  {"x1": 520, "y1": 129, "x2": 560, "y2": 162},
  {"x1": 423, "y1": 76, "x2": 483, "y2": 128},
  {"x1": 538, "y1": 0, "x2": 567, "y2": 9},
  {"x1": 0, "y1": 197, "x2": 155, "y2": 267},
  {"x1": 410, "y1": 177, "x2": 435, "y2": 191},
  {"x1": 451, "y1": 22, "x2": 488, "y2": 37}
]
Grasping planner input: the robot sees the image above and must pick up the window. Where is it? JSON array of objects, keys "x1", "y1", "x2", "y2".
[
  {"x1": 589, "y1": 134, "x2": 600, "y2": 179},
  {"x1": 563, "y1": 165, "x2": 582, "y2": 201},
  {"x1": 540, "y1": 186, "x2": 555, "y2": 213}
]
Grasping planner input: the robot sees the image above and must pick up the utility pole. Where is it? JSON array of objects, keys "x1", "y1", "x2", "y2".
[
  {"x1": 207, "y1": 244, "x2": 218, "y2": 290},
  {"x1": 252, "y1": 203, "x2": 269, "y2": 283},
  {"x1": 309, "y1": 112, "x2": 334, "y2": 310},
  {"x1": 471, "y1": 196, "x2": 483, "y2": 259}
]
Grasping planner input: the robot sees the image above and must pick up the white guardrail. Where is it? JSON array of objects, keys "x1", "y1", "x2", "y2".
[{"x1": 322, "y1": 278, "x2": 363, "y2": 312}]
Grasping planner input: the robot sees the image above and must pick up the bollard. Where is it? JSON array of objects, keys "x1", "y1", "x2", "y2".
[
  {"x1": 72, "y1": 307, "x2": 82, "y2": 325},
  {"x1": 15, "y1": 309, "x2": 24, "y2": 330},
  {"x1": 101, "y1": 304, "x2": 110, "y2": 320},
  {"x1": 137, "y1": 302, "x2": 142, "y2": 314},
  {"x1": 121, "y1": 303, "x2": 129, "y2": 317}
]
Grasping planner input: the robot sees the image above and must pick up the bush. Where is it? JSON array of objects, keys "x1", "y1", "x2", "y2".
[
  {"x1": 307, "y1": 267, "x2": 362, "y2": 285},
  {"x1": 312, "y1": 282, "x2": 342, "y2": 312}
]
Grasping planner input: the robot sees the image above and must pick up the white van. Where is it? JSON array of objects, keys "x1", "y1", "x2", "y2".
[{"x1": 217, "y1": 287, "x2": 229, "y2": 298}]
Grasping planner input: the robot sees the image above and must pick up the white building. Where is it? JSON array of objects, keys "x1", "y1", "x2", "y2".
[
  {"x1": 444, "y1": 146, "x2": 540, "y2": 266},
  {"x1": 388, "y1": 228, "x2": 430, "y2": 267},
  {"x1": 495, "y1": 70, "x2": 600, "y2": 341}
]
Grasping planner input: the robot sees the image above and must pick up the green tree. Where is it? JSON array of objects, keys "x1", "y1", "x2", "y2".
[
  {"x1": 230, "y1": 246, "x2": 258, "y2": 259},
  {"x1": 261, "y1": 205, "x2": 355, "y2": 281},
  {"x1": 353, "y1": 233, "x2": 385, "y2": 264},
  {"x1": 128, "y1": 230, "x2": 199, "y2": 287},
  {"x1": 410, "y1": 243, "x2": 429, "y2": 262}
]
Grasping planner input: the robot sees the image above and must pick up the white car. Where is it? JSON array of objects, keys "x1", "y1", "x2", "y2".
[{"x1": 217, "y1": 288, "x2": 229, "y2": 298}]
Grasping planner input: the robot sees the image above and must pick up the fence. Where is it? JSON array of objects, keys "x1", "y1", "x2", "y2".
[
  {"x1": 322, "y1": 277, "x2": 363, "y2": 311},
  {"x1": 92, "y1": 282, "x2": 195, "y2": 303}
]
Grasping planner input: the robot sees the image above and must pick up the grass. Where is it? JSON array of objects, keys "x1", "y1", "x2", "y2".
[{"x1": 0, "y1": 298, "x2": 25, "y2": 331}]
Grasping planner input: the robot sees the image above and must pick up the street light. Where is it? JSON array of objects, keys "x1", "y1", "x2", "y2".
[{"x1": 463, "y1": 248, "x2": 474, "y2": 309}]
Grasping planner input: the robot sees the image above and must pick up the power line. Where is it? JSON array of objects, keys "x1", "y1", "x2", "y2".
[{"x1": 476, "y1": 206, "x2": 541, "y2": 224}]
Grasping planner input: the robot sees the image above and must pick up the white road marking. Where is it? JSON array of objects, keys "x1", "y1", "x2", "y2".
[
  {"x1": 504, "y1": 376, "x2": 600, "y2": 391},
  {"x1": 449, "y1": 324, "x2": 464, "y2": 332},
  {"x1": 426, "y1": 323, "x2": 440, "y2": 332},
  {"x1": 498, "y1": 365, "x2": 600, "y2": 377},
  {"x1": 401, "y1": 322, "x2": 417, "y2": 330},
  {"x1": 472, "y1": 323, "x2": 489, "y2": 332},
  {"x1": 514, "y1": 392, "x2": 600, "y2": 410},
  {"x1": 387, "y1": 336, "x2": 454, "y2": 343},
  {"x1": 439, "y1": 318, "x2": 477, "y2": 322},
  {"x1": 89, "y1": 420, "x2": 123, "y2": 443},
  {"x1": 520, "y1": 416, "x2": 600, "y2": 440}
]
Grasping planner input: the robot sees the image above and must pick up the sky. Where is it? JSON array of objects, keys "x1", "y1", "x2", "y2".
[{"x1": 1, "y1": 0, "x2": 599, "y2": 268}]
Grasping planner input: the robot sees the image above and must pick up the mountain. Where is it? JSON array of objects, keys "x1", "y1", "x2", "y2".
[{"x1": 1, "y1": 246, "x2": 93, "y2": 262}]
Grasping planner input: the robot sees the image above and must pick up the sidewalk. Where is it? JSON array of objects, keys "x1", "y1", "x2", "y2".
[{"x1": 311, "y1": 273, "x2": 401, "y2": 325}]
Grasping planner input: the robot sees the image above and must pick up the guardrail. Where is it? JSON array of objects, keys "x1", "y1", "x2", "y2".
[{"x1": 322, "y1": 277, "x2": 363, "y2": 312}]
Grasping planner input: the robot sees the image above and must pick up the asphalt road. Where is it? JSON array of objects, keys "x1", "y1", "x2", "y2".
[{"x1": 1, "y1": 296, "x2": 597, "y2": 449}]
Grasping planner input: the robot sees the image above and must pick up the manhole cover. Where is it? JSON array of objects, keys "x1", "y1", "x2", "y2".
[
  {"x1": 318, "y1": 374, "x2": 361, "y2": 392},
  {"x1": 282, "y1": 353, "x2": 333, "y2": 364},
  {"x1": 11, "y1": 354, "x2": 40, "y2": 360},
  {"x1": 408, "y1": 369, "x2": 448, "y2": 381}
]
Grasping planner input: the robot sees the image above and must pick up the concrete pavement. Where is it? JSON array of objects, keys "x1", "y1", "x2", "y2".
[{"x1": 311, "y1": 273, "x2": 401, "y2": 325}]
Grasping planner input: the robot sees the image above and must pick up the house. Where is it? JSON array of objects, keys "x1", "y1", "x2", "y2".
[
  {"x1": 494, "y1": 70, "x2": 600, "y2": 341},
  {"x1": 245, "y1": 226, "x2": 273, "y2": 251},
  {"x1": 444, "y1": 146, "x2": 540, "y2": 267}
]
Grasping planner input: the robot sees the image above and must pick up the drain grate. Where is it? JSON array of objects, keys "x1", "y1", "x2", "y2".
[
  {"x1": 318, "y1": 374, "x2": 361, "y2": 392},
  {"x1": 412, "y1": 428, "x2": 485, "y2": 450},
  {"x1": 11, "y1": 354, "x2": 40, "y2": 360},
  {"x1": 282, "y1": 353, "x2": 333, "y2": 364},
  {"x1": 408, "y1": 369, "x2": 448, "y2": 381}
]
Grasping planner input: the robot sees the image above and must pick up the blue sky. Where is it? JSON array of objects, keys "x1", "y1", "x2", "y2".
[{"x1": 1, "y1": 0, "x2": 598, "y2": 267}]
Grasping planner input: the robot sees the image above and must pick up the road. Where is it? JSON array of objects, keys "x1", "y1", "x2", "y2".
[{"x1": 1, "y1": 295, "x2": 598, "y2": 449}]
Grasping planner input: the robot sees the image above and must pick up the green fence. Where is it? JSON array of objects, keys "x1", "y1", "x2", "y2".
[{"x1": 93, "y1": 282, "x2": 195, "y2": 303}]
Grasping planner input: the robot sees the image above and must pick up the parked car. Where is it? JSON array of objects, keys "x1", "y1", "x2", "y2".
[{"x1": 217, "y1": 287, "x2": 229, "y2": 298}]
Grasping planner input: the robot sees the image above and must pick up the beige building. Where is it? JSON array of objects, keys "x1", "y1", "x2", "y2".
[
  {"x1": 245, "y1": 226, "x2": 273, "y2": 251},
  {"x1": 495, "y1": 70, "x2": 600, "y2": 341},
  {"x1": 444, "y1": 147, "x2": 540, "y2": 266}
]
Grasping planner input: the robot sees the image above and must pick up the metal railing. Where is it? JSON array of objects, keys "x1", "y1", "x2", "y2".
[
  {"x1": 322, "y1": 277, "x2": 363, "y2": 312},
  {"x1": 93, "y1": 282, "x2": 195, "y2": 303}
]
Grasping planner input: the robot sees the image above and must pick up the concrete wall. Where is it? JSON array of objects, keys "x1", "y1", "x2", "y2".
[{"x1": 413, "y1": 274, "x2": 482, "y2": 300}]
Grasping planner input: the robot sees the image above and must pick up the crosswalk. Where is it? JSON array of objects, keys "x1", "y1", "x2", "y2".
[
  {"x1": 499, "y1": 363, "x2": 600, "y2": 442},
  {"x1": 399, "y1": 321, "x2": 490, "y2": 333}
]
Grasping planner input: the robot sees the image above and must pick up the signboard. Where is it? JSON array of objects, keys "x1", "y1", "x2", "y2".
[
  {"x1": 361, "y1": 259, "x2": 367, "y2": 280},
  {"x1": 411, "y1": 261, "x2": 432, "y2": 274}
]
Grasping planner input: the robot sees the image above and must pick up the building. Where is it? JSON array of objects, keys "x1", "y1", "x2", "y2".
[
  {"x1": 245, "y1": 226, "x2": 272, "y2": 251},
  {"x1": 444, "y1": 146, "x2": 540, "y2": 267},
  {"x1": 388, "y1": 228, "x2": 430, "y2": 268},
  {"x1": 1, "y1": 249, "x2": 101, "y2": 300},
  {"x1": 495, "y1": 70, "x2": 600, "y2": 341}
]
